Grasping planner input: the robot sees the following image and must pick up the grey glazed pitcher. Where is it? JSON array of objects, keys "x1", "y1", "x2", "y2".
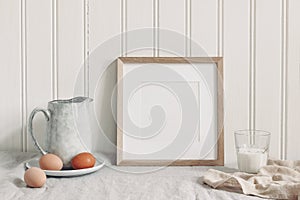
[{"x1": 28, "y1": 97, "x2": 93, "y2": 168}]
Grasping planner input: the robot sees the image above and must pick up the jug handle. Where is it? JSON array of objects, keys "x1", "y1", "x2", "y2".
[{"x1": 27, "y1": 108, "x2": 51, "y2": 155}]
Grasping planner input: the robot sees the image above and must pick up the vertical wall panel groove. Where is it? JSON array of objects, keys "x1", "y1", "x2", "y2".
[
  {"x1": 121, "y1": 0, "x2": 127, "y2": 56},
  {"x1": 127, "y1": 0, "x2": 152, "y2": 56},
  {"x1": 191, "y1": 0, "x2": 217, "y2": 56},
  {"x1": 224, "y1": 0, "x2": 250, "y2": 166},
  {"x1": 21, "y1": 0, "x2": 28, "y2": 152},
  {"x1": 249, "y1": 0, "x2": 256, "y2": 131},
  {"x1": 153, "y1": 0, "x2": 159, "y2": 57},
  {"x1": 217, "y1": 0, "x2": 224, "y2": 56},
  {"x1": 26, "y1": 0, "x2": 52, "y2": 152},
  {"x1": 51, "y1": 0, "x2": 58, "y2": 99},
  {"x1": 84, "y1": 0, "x2": 90, "y2": 97},
  {"x1": 159, "y1": 0, "x2": 185, "y2": 56},
  {"x1": 255, "y1": 0, "x2": 281, "y2": 159},
  {"x1": 287, "y1": 0, "x2": 300, "y2": 160},
  {"x1": 185, "y1": 0, "x2": 191, "y2": 57},
  {"x1": 280, "y1": 0, "x2": 288, "y2": 160},
  {"x1": 89, "y1": 0, "x2": 121, "y2": 152},
  {"x1": 57, "y1": 0, "x2": 85, "y2": 98},
  {"x1": 0, "y1": 0, "x2": 22, "y2": 151}
]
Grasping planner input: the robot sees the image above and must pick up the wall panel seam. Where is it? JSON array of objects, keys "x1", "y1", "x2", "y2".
[
  {"x1": 51, "y1": 0, "x2": 58, "y2": 99},
  {"x1": 185, "y1": 0, "x2": 191, "y2": 57},
  {"x1": 249, "y1": 0, "x2": 256, "y2": 131},
  {"x1": 84, "y1": 0, "x2": 90, "y2": 97},
  {"x1": 217, "y1": 0, "x2": 224, "y2": 56},
  {"x1": 21, "y1": 0, "x2": 28, "y2": 152},
  {"x1": 280, "y1": 0, "x2": 288, "y2": 160},
  {"x1": 153, "y1": 0, "x2": 159, "y2": 57},
  {"x1": 121, "y1": 0, "x2": 127, "y2": 56}
]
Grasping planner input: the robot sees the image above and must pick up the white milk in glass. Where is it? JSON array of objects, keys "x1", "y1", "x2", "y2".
[{"x1": 237, "y1": 148, "x2": 268, "y2": 173}]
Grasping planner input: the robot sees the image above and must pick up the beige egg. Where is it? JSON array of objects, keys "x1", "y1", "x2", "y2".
[
  {"x1": 24, "y1": 167, "x2": 46, "y2": 188},
  {"x1": 39, "y1": 154, "x2": 63, "y2": 171}
]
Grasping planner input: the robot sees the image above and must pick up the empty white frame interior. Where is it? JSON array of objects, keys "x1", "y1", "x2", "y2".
[{"x1": 119, "y1": 61, "x2": 218, "y2": 161}]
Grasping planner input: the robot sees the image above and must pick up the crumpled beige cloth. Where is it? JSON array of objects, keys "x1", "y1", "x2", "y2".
[{"x1": 203, "y1": 160, "x2": 300, "y2": 199}]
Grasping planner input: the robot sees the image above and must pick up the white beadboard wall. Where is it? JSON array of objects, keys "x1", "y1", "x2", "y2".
[{"x1": 0, "y1": 0, "x2": 299, "y2": 166}]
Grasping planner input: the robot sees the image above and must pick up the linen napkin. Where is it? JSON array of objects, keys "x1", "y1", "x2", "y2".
[{"x1": 203, "y1": 160, "x2": 300, "y2": 199}]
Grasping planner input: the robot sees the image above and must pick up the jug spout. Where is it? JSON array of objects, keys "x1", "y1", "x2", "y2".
[
  {"x1": 69, "y1": 96, "x2": 93, "y2": 104},
  {"x1": 49, "y1": 96, "x2": 93, "y2": 104}
]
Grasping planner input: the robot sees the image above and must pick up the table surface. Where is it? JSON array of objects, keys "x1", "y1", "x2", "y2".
[{"x1": 0, "y1": 151, "x2": 266, "y2": 200}]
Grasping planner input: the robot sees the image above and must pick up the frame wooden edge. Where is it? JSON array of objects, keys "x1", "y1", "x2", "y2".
[
  {"x1": 216, "y1": 57, "x2": 224, "y2": 165},
  {"x1": 118, "y1": 159, "x2": 224, "y2": 166},
  {"x1": 118, "y1": 57, "x2": 223, "y2": 64},
  {"x1": 116, "y1": 57, "x2": 224, "y2": 166},
  {"x1": 117, "y1": 58, "x2": 124, "y2": 165}
]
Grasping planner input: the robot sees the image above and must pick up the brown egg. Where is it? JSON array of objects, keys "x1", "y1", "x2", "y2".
[
  {"x1": 24, "y1": 167, "x2": 46, "y2": 188},
  {"x1": 39, "y1": 154, "x2": 63, "y2": 171},
  {"x1": 71, "y1": 152, "x2": 96, "y2": 170}
]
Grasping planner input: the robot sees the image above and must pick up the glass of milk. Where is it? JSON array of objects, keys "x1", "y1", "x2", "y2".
[{"x1": 234, "y1": 130, "x2": 270, "y2": 173}]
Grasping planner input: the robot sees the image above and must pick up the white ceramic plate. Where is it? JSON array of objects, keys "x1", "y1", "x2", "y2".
[{"x1": 25, "y1": 158, "x2": 105, "y2": 177}]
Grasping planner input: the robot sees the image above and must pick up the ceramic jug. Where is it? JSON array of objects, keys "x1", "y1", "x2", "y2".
[{"x1": 28, "y1": 97, "x2": 93, "y2": 168}]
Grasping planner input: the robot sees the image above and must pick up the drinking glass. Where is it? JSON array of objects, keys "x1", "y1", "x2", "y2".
[{"x1": 234, "y1": 130, "x2": 270, "y2": 173}]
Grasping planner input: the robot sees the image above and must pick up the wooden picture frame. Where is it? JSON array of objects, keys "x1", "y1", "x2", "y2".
[{"x1": 117, "y1": 57, "x2": 224, "y2": 166}]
